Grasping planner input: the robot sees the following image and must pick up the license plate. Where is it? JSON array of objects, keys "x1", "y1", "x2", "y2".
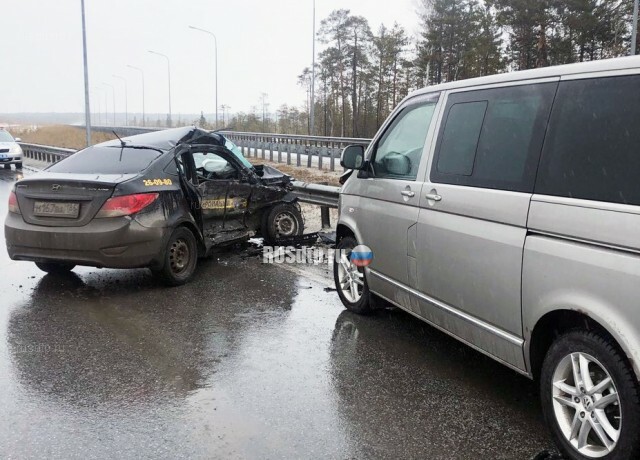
[{"x1": 33, "y1": 201, "x2": 80, "y2": 218}]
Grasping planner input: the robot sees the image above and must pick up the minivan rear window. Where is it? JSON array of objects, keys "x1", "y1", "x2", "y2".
[
  {"x1": 535, "y1": 75, "x2": 640, "y2": 206},
  {"x1": 47, "y1": 146, "x2": 162, "y2": 174}
]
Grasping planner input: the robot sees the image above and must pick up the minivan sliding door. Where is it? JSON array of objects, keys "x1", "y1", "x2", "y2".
[{"x1": 416, "y1": 81, "x2": 558, "y2": 370}]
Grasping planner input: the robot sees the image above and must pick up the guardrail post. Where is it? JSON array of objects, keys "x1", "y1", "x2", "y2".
[
  {"x1": 330, "y1": 148, "x2": 336, "y2": 172},
  {"x1": 321, "y1": 206, "x2": 331, "y2": 229}
]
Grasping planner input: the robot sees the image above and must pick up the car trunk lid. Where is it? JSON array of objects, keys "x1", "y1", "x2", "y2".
[{"x1": 15, "y1": 172, "x2": 136, "y2": 227}]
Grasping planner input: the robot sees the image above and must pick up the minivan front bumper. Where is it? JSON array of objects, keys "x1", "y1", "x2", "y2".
[{"x1": 4, "y1": 212, "x2": 169, "y2": 269}]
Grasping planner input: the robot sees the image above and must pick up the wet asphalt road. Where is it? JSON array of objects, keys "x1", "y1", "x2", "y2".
[{"x1": 0, "y1": 166, "x2": 557, "y2": 459}]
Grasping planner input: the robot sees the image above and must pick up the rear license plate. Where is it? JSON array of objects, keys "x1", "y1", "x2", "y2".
[{"x1": 33, "y1": 201, "x2": 80, "y2": 218}]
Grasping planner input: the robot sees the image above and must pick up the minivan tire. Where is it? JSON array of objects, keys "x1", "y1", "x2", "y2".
[
  {"x1": 35, "y1": 262, "x2": 76, "y2": 274},
  {"x1": 540, "y1": 330, "x2": 640, "y2": 460},
  {"x1": 333, "y1": 236, "x2": 374, "y2": 315},
  {"x1": 153, "y1": 226, "x2": 198, "y2": 286}
]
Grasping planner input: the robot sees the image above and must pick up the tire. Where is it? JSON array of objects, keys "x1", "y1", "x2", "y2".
[
  {"x1": 152, "y1": 227, "x2": 198, "y2": 286},
  {"x1": 540, "y1": 330, "x2": 640, "y2": 460},
  {"x1": 35, "y1": 262, "x2": 75, "y2": 274},
  {"x1": 262, "y1": 203, "x2": 304, "y2": 243},
  {"x1": 15, "y1": 162, "x2": 22, "y2": 170},
  {"x1": 333, "y1": 236, "x2": 374, "y2": 315},
  {"x1": 3, "y1": 164, "x2": 10, "y2": 169}
]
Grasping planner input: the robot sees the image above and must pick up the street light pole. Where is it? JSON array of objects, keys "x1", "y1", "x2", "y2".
[
  {"x1": 189, "y1": 26, "x2": 218, "y2": 128},
  {"x1": 127, "y1": 65, "x2": 145, "y2": 126},
  {"x1": 148, "y1": 50, "x2": 172, "y2": 127},
  {"x1": 102, "y1": 82, "x2": 116, "y2": 126},
  {"x1": 632, "y1": 0, "x2": 639, "y2": 56},
  {"x1": 80, "y1": 0, "x2": 91, "y2": 146},
  {"x1": 113, "y1": 75, "x2": 128, "y2": 126},
  {"x1": 309, "y1": 0, "x2": 316, "y2": 136}
]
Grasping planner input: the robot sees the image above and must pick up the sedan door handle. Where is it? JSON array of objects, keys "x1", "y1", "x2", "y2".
[
  {"x1": 425, "y1": 193, "x2": 442, "y2": 202},
  {"x1": 401, "y1": 190, "x2": 415, "y2": 198}
]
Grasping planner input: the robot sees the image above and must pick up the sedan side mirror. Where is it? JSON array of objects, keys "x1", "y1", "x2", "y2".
[
  {"x1": 340, "y1": 144, "x2": 365, "y2": 170},
  {"x1": 15, "y1": 138, "x2": 21, "y2": 142}
]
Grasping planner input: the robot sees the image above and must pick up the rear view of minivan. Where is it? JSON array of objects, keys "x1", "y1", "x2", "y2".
[{"x1": 334, "y1": 56, "x2": 640, "y2": 460}]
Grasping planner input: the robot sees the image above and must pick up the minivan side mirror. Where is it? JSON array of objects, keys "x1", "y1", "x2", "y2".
[
  {"x1": 340, "y1": 144, "x2": 365, "y2": 170},
  {"x1": 15, "y1": 138, "x2": 21, "y2": 142}
]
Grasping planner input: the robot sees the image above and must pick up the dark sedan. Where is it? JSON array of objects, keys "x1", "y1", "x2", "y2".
[{"x1": 5, "y1": 127, "x2": 304, "y2": 285}]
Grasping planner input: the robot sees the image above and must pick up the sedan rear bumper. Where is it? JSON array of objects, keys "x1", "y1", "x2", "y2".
[{"x1": 4, "y1": 213, "x2": 170, "y2": 269}]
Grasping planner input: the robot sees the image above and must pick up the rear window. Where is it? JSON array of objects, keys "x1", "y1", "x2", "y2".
[
  {"x1": 47, "y1": 146, "x2": 162, "y2": 174},
  {"x1": 536, "y1": 75, "x2": 640, "y2": 205}
]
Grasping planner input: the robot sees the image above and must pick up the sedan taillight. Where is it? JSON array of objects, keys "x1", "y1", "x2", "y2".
[
  {"x1": 95, "y1": 193, "x2": 159, "y2": 218},
  {"x1": 8, "y1": 191, "x2": 21, "y2": 214}
]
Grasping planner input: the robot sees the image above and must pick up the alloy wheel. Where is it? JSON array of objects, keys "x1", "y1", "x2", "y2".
[
  {"x1": 336, "y1": 252, "x2": 365, "y2": 303},
  {"x1": 552, "y1": 352, "x2": 621, "y2": 458}
]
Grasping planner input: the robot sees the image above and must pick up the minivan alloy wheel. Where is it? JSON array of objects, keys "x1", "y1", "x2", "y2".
[
  {"x1": 552, "y1": 352, "x2": 621, "y2": 457},
  {"x1": 337, "y1": 252, "x2": 364, "y2": 303}
]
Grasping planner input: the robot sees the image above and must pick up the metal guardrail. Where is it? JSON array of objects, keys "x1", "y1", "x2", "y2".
[
  {"x1": 87, "y1": 125, "x2": 371, "y2": 172},
  {"x1": 221, "y1": 131, "x2": 370, "y2": 173},
  {"x1": 19, "y1": 143, "x2": 76, "y2": 164},
  {"x1": 291, "y1": 181, "x2": 339, "y2": 207}
]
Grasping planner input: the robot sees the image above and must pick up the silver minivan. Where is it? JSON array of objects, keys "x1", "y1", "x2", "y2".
[{"x1": 334, "y1": 55, "x2": 640, "y2": 460}]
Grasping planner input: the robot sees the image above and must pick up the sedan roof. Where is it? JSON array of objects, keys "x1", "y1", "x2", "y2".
[{"x1": 96, "y1": 126, "x2": 223, "y2": 151}]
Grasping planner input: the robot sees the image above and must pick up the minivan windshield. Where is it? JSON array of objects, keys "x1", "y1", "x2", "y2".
[{"x1": 47, "y1": 146, "x2": 162, "y2": 174}]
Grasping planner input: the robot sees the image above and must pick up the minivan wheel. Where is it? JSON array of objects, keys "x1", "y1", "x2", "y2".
[
  {"x1": 153, "y1": 227, "x2": 198, "y2": 286},
  {"x1": 35, "y1": 262, "x2": 76, "y2": 274},
  {"x1": 333, "y1": 236, "x2": 373, "y2": 314},
  {"x1": 540, "y1": 330, "x2": 640, "y2": 460}
]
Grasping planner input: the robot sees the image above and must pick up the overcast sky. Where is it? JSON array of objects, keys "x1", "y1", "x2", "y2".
[{"x1": 2, "y1": 0, "x2": 422, "y2": 119}]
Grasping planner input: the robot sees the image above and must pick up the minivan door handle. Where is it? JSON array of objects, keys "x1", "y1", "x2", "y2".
[
  {"x1": 401, "y1": 190, "x2": 416, "y2": 198},
  {"x1": 425, "y1": 193, "x2": 442, "y2": 202}
]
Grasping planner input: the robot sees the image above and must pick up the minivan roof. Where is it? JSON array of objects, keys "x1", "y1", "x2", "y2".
[{"x1": 409, "y1": 55, "x2": 640, "y2": 99}]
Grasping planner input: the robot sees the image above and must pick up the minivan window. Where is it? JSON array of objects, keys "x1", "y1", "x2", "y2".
[
  {"x1": 535, "y1": 75, "x2": 640, "y2": 206},
  {"x1": 47, "y1": 146, "x2": 162, "y2": 174},
  {"x1": 437, "y1": 101, "x2": 487, "y2": 175},
  {"x1": 372, "y1": 100, "x2": 438, "y2": 180},
  {"x1": 432, "y1": 82, "x2": 557, "y2": 192}
]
